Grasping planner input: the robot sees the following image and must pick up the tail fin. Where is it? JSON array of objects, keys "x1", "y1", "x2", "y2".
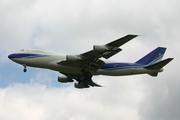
[{"x1": 135, "y1": 47, "x2": 166, "y2": 65}]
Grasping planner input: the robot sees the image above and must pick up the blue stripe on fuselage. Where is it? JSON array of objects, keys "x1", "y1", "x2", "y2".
[
  {"x1": 8, "y1": 53, "x2": 48, "y2": 59},
  {"x1": 8, "y1": 54, "x2": 144, "y2": 70},
  {"x1": 100, "y1": 63, "x2": 143, "y2": 70}
]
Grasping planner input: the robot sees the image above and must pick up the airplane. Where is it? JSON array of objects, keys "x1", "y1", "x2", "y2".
[{"x1": 8, "y1": 34, "x2": 173, "y2": 89}]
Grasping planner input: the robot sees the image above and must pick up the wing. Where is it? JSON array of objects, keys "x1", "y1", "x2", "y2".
[
  {"x1": 81, "y1": 34, "x2": 138, "y2": 60},
  {"x1": 58, "y1": 34, "x2": 138, "y2": 88},
  {"x1": 58, "y1": 34, "x2": 138, "y2": 71},
  {"x1": 60, "y1": 72, "x2": 102, "y2": 88}
]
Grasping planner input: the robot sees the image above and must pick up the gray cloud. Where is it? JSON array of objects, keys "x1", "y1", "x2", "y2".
[
  {"x1": 0, "y1": 81, "x2": 143, "y2": 120},
  {"x1": 0, "y1": 0, "x2": 180, "y2": 120}
]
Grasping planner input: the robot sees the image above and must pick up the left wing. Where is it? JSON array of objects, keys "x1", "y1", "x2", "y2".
[
  {"x1": 58, "y1": 34, "x2": 138, "y2": 88},
  {"x1": 58, "y1": 34, "x2": 138, "y2": 71},
  {"x1": 81, "y1": 34, "x2": 138, "y2": 60}
]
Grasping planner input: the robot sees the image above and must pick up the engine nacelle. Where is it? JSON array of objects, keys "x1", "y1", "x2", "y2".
[
  {"x1": 93, "y1": 45, "x2": 108, "y2": 53},
  {"x1": 66, "y1": 55, "x2": 80, "y2": 62},
  {"x1": 74, "y1": 82, "x2": 89, "y2": 89},
  {"x1": 58, "y1": 76, "x2": 73, "y2": 83}
]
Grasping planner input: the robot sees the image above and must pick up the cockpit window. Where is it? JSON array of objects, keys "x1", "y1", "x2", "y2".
[{"x1": 20, "y1": 49, "x2": 28, "y2": 52}]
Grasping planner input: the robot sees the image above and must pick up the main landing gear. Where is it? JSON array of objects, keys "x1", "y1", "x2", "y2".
[
  {"x1": 23, "y1": 65, "x2": 27, "y2": 72},
  {"x1": 81, "y1": 68, "x2": 92, "y2": 80}
]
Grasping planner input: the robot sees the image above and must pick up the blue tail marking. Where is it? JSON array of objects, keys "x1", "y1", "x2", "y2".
[{"x1": 135, "y1": 47, "x2": 166, "y2": 65}]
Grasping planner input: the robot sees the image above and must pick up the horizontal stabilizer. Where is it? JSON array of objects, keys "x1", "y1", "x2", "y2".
[{"x1": 145, "y1": 58, "x2": 173, "y2": 70}]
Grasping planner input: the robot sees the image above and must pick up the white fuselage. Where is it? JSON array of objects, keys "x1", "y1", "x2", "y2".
[{"x1": 8, "y1": 49, "x2": 161, "y2": 76}]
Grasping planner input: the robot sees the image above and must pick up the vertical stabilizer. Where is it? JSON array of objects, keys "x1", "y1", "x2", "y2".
[{"x1": 136, "y1": 47, "x2": 166, "y2": 65}]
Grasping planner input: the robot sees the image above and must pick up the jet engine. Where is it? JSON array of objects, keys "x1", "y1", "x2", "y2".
[
  {"x1": 74, "y1": 82, "x2": 89, "y2": 89},
  {"x1": 66, "y1": 55, "x2": 81, "y2": 62},
  {"x1": 58, "y1": 76, "x2": 73, "y2": 83},
  {"x1": 93, "y1": 45, "x2": 108, "y2": 53}
]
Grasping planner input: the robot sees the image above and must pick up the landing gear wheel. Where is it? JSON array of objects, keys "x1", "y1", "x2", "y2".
[
  {"x1": 23, "y1": 68, "x2": 27, "y2": 72},
  {"x1": 23, "y1": 64, "x2": 27, "y2": 72}
]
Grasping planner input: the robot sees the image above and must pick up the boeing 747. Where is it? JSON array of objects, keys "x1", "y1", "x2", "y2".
[{"x1": 8, "y1": 35, "x2": 173, "y2": 88}]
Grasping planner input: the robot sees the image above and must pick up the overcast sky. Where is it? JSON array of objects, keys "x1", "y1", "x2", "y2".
[{"x1": 0, "y1": 0, "x2": 180, "y2": 120}]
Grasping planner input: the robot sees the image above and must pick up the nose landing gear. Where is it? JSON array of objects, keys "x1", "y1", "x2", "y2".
[{"x1": 23, "y1": 65, "x2": 27, "y2": 72}]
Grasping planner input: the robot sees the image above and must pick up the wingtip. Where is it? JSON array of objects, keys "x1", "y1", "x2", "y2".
[
  {"x1": 168, "y1": 58, "x2": 174, "y2": 61},
  {"x1": 94, "y1": 83, "x2": 102, "y2": 87},
  {"x1": 127, "y1": 34, "x2": 139, "y2": 38},
  {"x1": 128, "y1": 34, "x2": 147, "y2": 37},
  {"x1": 97, "y1": 85, "x2": 103, "y2": 87}
]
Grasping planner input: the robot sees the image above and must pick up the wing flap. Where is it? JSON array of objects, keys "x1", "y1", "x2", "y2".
[{"x1": 102, "y1": 47, "x2": 122, "y2": 59}]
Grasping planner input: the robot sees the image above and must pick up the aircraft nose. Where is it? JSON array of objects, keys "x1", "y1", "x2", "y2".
[{"x1": 8, "y1": 54, "x2": 15, "y2": 59}]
